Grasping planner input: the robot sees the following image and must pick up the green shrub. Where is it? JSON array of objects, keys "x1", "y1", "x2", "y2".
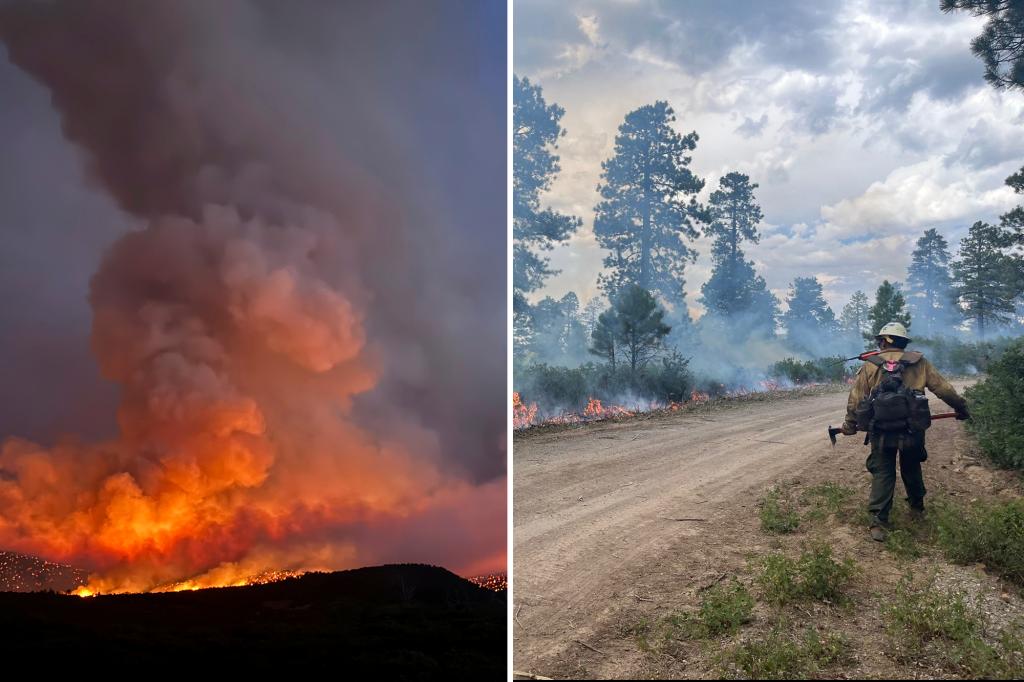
[
  {"x1": 720, "y1": 625, "x2": 849, "y2": 680},
  {"x1": 884, "y1": 529, "x2": 921, "y2": 562},
  {"x1": 757, "y1": 544, "x2": 856, "y2": 605},
  {"x1": 883, "y1": 572, "x2": 1024, "y2": 677},
  {"x1": 514, "y1": 353, "x2": 694, "y2": 417},
  {"x1": 913, "y1": 335, "x2": 1017, "y2": 375},
  {"x1": 963, "y1": 337, "x2": 1024, "y2": 470},
  {"x1": 769, "y1": 357, "x2": 851, "y2": 385},
  {"x1": 800, "y1": 482, "x2": 854, "y2": 520},
  {"x1": 759, "y1": 488, "x2": 800, "y2": 534},
  {"x1": 697, "y1": 579, "x2": 755, "y2": 637},
  {"x1": 930, "y1": 497, "x2": 1024, "y2": 586}
]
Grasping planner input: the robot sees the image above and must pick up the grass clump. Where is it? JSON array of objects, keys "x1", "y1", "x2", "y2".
[
  {"x1": 883, "y1": 572, "x2": 1024, "y2": 677},
  {"x1": 719, "y1": 625, "x2": 850, "y2": 679},
  {"x1": 695, "y1": 579, "x2": 754, "y2": 637},
  {"x1": 759, "y1": 488, "x2": 800, "y2": 534},
  {"x1": 801, "y1": 482, "x2": 855, "y2": 522},
  {"x1": 657, "y1": 578, "x2": 755, "y2": 647},
  {"x1": 930, "y1": 497, "x2": 1024, "y2": 586},
  {"x1": 757, "y1": 543, "x2": 856, "y2": 605},
  {"x1": 884, "y1": 528, "x2": 922, "y2": 562}
]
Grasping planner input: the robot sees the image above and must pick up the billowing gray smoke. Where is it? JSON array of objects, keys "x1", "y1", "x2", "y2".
[{"x1": 0, "y1": 0, "x2": 505, "y2": 591}]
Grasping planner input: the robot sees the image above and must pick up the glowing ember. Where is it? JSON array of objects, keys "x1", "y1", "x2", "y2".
[
  {"x1": 71, "y1": 568, "x2": 308, "y2": 597},
  {"x1": 468, "y1": 573, "x2": 506, "y2": 592}
]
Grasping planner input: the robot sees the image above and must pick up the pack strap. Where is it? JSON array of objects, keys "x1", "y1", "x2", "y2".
[{"x1": 865, "y1": 351, "x2": 922, "y2": 371}]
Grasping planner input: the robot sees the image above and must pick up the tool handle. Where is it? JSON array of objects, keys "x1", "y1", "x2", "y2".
[{"x1": 931, "y1": 412, "x2": 958, "y2": 420}]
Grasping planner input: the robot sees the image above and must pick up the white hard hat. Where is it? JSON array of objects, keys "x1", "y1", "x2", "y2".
[{"x1": 876, "y1": 321, "x2": 911, "y2": 343}]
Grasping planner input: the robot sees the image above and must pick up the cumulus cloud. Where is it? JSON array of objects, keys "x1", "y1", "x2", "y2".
[
  {"x1": 735, "y1": 113, "x2": 769, "y2": 138},
  {"x1": 821, "y1": 157, "x2": 1018, "y2": 235},
  {"x1": 518, "y1": 0, "x2": 1024, "y2": 315}
]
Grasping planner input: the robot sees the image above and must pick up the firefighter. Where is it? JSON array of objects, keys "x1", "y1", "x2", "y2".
[{"x1": 841, "y1": 322, "x2": 970, "y2": 542}]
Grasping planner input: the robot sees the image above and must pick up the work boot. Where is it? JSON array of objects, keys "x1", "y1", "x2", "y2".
[
  {"x1": 908, "y1": 507, "x2": 925, "y2": 523},
  {"x1": 870, "y1": 525, "x2": 887, "y2": 542}
]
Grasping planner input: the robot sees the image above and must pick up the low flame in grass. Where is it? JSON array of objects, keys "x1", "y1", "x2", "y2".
[
  {"x1": 513, "y1": 377, "x2": 838, "y2": 431},
  {"x1": 512, "y1": 392, "x2": 539, "y2": 429},
  {"x1": 583, "y1": 398, "x2": 633, "y2": 419}
]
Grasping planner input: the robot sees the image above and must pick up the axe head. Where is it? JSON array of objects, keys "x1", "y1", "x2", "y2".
[{"x1": 828, "y1": 425, "x2": 839, "y2": 447}]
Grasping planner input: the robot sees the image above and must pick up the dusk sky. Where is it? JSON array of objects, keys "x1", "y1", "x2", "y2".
[{"x1": 514, "y1": 0, "x2": 1024, "y2": 315}]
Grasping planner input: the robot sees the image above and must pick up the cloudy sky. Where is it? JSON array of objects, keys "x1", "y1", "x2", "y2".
[{"x1": 514, "y1": 0, "x2": 1024, "y2": 316}]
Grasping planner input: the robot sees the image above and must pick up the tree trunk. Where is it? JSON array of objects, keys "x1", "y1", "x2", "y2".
[{"x1": 640, "y1": 164, "x2": 651, "y2": 290}]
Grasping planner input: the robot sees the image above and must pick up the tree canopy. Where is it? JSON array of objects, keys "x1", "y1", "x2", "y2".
[
  {"x1": 906, "y1": 228, "x2": 957, "y2": 336},
  {"x1": 513, "y1": 76, "x2": 581, "y2": 300},
  {"x1": 783, "y1": 276, "x2": 837, "y2": 350},
  {"x1": 589, "y1": 285, "x2": 671, "y2": 372},
  {"x1": 593, "y1": 101, "x2": 705, "y2": 310},
  {"x1": 951, "y1": 221, "x2": 1018, "y2": 337},
  {"x1": 699, "y1": 172, "x2": 778, "y2": 336},
  {"x1": 868, "y1": 280, "x2": 912, "y2": 340},
  {"x1": 941, "y1": 0, "x2": 1024, "y2": 91}
]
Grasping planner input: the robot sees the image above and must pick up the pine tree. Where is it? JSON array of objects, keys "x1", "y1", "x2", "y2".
[
  {"x1": 868, "y1": 280, "x2": 912, "y2": 340},
  {"x1": 528, "y1": 292, "x2": 588, "y2": 365},
  {"x1": 513, "y1": 76, "x2": 581, "y2": 298},
  {"x1": 614, "y1": 286, "x2": 671, "y2": 372},
  {"x1": 941, "y1": 0, "x2": 1024, "y2": 91},
  {"x1": 593, "y1": 102, "x2": 705, "y2": 313},
  {"x1": 589, "y1": 309, "x2": 620, "y2": 370},
  {"x1": 942, "y1": 0, "x2": 1024, "y2": 303},
  {"x1": 783, "y1": 277, "x2": 837, "y2": 351},
  {"x1": 840, "y1": 290, "x2": 871, "y2": 338},
  {"x1": 951, "y1": 221, "x2": 1018, "y2": 338},
  {"x1": 699, "y1": 172, "x2": 778, "y2": 336},
  {"x1": 906, "y1": 228, "x2": 957, "y2": 336},
  {"x1": 580, "y1": 296, "x2": 606, "y2": 339}
]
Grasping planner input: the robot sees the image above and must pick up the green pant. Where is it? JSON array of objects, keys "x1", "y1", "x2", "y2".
[{"x1": 866, "y1": 433, "x2": 926, "y2": 526}]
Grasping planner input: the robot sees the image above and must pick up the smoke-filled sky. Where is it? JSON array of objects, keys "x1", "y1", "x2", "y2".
[
  {"x1": 514, "y1": 0, "x2": 1024, "y2": 315},
  {"x1": 0, "y1": 0, "x2": 505, "y2": 589}
]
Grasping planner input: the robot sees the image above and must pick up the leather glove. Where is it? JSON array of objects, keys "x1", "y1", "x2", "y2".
[
  {"x1": 955, "y1": 406, "x2": 971, "y2": 421},
  {"x1": 841, "y1": 422, "x2": 857, "y2": 436}
]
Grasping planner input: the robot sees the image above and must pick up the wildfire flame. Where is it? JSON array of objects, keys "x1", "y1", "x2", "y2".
[
  {"x1": 512, "y1": 392, "x2": 539, "y2": 429},
  {"x1": 0, "y1": 1, "x2": 506, "y2": 593}
]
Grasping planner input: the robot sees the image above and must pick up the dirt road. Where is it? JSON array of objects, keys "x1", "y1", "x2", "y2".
[{"x1": 512, "y1": 384, "x2": 974, "y2": 678}]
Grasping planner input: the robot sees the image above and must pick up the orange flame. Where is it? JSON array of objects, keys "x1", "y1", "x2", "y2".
[{"x1": 512, "y1": 392, "x2": 539, "y2": 429}]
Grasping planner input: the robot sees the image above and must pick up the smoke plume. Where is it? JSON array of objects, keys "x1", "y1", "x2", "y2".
[{"x1": 0, "y1": 0, "x2": 505, "y2": 591}]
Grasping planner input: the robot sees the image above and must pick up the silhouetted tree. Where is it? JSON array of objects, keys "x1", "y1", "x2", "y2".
[
  {"x1": 528, "y1": 292, "x2": 588, "y2": 365},
  {"x1": 589, "y1": 309, "x2": 620, "y2": 370},
  {"x1": 783, "y1": 277, "x2": 837, "y2": 351},
  {"x1": 840, "y1": 290, "x2": 871, "y2": 338},
  {"x1": 941, "y1": 0, "x2": 1024, "y2": 91},
  {"x1": 513, "y1": 76, "x2": 581, "y2": 300},
  {"x1": 699, "y1": 172, "x2": 778, "y2": 336},
  {"x1": 906, "y1": 228, "x2": 957, "y2": 336}
]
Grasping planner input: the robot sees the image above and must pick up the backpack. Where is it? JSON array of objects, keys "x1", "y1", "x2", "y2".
[{"x1": 854, "y1": 352, "x2": 931, "y2": 434}]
